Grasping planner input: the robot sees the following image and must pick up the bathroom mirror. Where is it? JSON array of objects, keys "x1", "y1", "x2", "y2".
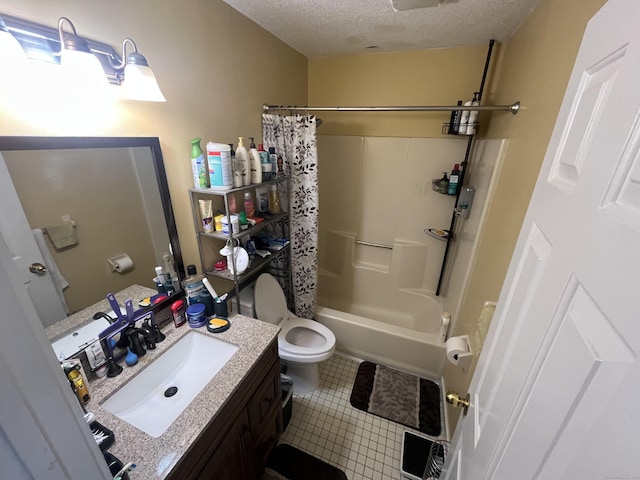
[{"x1": 0, "y1": 136, "x2": 184, "y2": 328}]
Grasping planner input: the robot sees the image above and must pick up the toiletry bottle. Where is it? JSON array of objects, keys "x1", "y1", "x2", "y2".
[
  {"x1": 249, "y1": 137, "x2": 262, "y2": 184},
  {"x1": 466, "y1": 92, "x2": 480, "y2": 135},
  {"x1": 230, "y1": 143, "x2": 242, "y2": 188},
  {"x1": 190, "y1": 138, "x2": 208, "y2": 189},
  {"x1": 227, "y1": 192, "x2": 237, "y2": 214},
  {"x1": 258, "y1": 143, "x2": 271, "y2": 181},
  {"x1": 448, "y1": 164, "x2": 461, "y2": 195},
  {"x1": 459, "y1": 97, "x2": 472, "y2": 135},
  {"x1": 244, "y1": 191, "x2": 255, "y2": 217},
  {"x1": 206, "y1": 142, "x2": 233, "y2": 189},
  {"x1": 171, "y1": 299, "x2": 186, "y2": 327},
  {"x1": 67, "y1": 368, "x2": 90, "y2": 405},
  {"x1": 268, "y1": 147, "x2": 278, "y2": 179},
  {"x1": 438, "y1": 172, "x2": 449, "y2": 194},
  {"x1": 236, "y1": 137, "x2": 250, "y2": 186},
  {"x1": 447, "y1": 101, "x2": 463, "y2": 135},
  {"x1": 269, "y1": 184, "x2": 281, "y2": 214},
  {"x1": 182, "y1": 264, "x2": 205, "y2": 306}
]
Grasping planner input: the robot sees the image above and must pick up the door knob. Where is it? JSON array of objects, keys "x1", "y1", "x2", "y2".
[
  {"x1": 446, "y1": 391, "x2": 470, "y2": 416},
  {"x1": 29, "y1": 262, "x2": 47, "y2": 274}
]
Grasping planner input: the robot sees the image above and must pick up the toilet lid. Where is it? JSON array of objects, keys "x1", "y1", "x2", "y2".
[
  {"x1": 254, "y1": 273, "x2": 288, "y2": 326},
  {"x1": 278, "y1": 318, "x2": 336, "y2": 356}
]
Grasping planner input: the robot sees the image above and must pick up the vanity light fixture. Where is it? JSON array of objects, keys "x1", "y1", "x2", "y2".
[
  {"x1": 57, "y1": 17, "x2": 110, "y2": 91},
  {"x1": 0, "y1": 16, "x2": 26, "y2": 60},
  {"x1": 0, "y1": 12, "x2": 166, "y2": 102},
  {"x1": 111, "y1": 38, "x2": 166, "y2": 102}
]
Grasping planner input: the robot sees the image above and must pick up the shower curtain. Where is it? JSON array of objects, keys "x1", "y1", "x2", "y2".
[{"x1": 262, "y1": 113, "x2": 318, "y2": 318}]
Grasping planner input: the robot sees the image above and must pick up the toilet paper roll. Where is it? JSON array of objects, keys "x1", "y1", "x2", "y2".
[
  {"x1": 108, "y1": 254, "x2": 134, "y2": 273},
  {"x1": 446, "y1": 336, "x2": 470, "y2": 366}
]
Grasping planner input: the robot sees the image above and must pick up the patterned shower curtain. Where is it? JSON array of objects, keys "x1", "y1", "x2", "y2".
[{"x1": 262, "y1": 113, "x2": 318, "y2": 319}]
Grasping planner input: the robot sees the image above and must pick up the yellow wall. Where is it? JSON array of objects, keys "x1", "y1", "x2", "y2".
[
  {"x1": 0, "y1": 0, "x2": 307, "y2": 270},
  {"x1": 309, "y1": 46, "x2": 488, "y2": 137},
  {"x1": 443, "y1": 0, "x2": 607, "y2": 431}
]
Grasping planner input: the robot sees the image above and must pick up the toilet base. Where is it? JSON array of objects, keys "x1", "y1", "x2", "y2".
[{"x1": 284, "y1": 362, "x2": 320, "y2": 394}]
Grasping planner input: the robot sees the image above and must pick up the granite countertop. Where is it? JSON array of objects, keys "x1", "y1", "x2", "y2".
[{"x1": 46, "y1": 285, "x2": 280, "y2": 479}]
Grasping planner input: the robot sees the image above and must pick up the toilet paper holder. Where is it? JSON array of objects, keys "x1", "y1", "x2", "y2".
[{"x1": 446, "y1": 334, "x2": 473, "y2": 372}]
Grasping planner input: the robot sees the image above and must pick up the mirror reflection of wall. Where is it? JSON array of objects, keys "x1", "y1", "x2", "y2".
[{"x1": 0, "y1": 138, "x2": 183, "y2": 328}]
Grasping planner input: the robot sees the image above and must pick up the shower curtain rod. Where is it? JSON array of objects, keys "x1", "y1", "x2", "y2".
[{"x1": 263, "y1": 101, "x2": 520, "y2": 115}]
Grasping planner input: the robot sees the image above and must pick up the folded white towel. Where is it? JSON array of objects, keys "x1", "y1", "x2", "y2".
[
  {"x1": 32, "y1": 228, "x2": 70, "y2": 315},
  {"x1": 44, "y1": 222, "x2": 77, "y2": 249}
]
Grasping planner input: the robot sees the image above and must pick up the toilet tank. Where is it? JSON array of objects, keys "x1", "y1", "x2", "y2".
[{"x1": 238, "y1": 282, "x2": 256, "y2": 317}]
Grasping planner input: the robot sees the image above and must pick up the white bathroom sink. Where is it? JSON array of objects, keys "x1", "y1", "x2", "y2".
[{"x1": 101, "y1": 331, "x2": 238, "y2": 437}]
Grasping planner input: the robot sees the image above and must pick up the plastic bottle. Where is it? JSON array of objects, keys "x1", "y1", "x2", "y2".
[
  {"x1": 447, "y1": 100, "x2": 463, "y2": 135},
  {"x1": 190, "y1": 138, "x2": 208, "y2": 189},
  {"x1": 448, "y1": 164, "x2": 461, "y2": 195},
  {"x1": 206, "y1": 142, "x2": 233, "y2": 189},
  {"x1": 268, "y1": 147, "x2": 278, "y2": 180},
  {"x1": 438, "y1": 172, "x2": 449, "y2": 194},
  {"x1": 459, "y1": 98, "x2": 472, "y2": 135},
  {"x1": 230, "y1": 143, "x2": 242, "y2": 188},
  {"x1": 244, "y1": 191, "x2": 255, "y2": 217},
  {"x1": 236, "y1": 137, "x2": 250, "y2": 186},
  {"x1": 268, "y1": 184, "x2": 281, "y2": 214},
  {"x1": 466, "y1": 92, "x2": 480, "y2": 135},
  {"x1": 248, "y1": 137, "x2": 262, "y2": 184},
  {"x1": 182, "y1": 264, "x2": 205, "y2": 306},
  {"x1": 258, "y1": 143, "x2": 271, "y2": 180}
]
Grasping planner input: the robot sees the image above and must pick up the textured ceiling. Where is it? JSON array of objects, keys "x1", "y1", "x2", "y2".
[{"x1": 223, "y1": 0, "x2": 541, "y2": 57}]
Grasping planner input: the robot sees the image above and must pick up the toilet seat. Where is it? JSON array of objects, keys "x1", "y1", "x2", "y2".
[{"x1": 278, "y1": 318, "x2": 336, "y2": 357}]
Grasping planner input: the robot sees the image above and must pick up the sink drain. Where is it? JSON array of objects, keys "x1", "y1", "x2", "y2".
[{"x1": 164, "y1": 386, "x2": 178, "y2": 398}]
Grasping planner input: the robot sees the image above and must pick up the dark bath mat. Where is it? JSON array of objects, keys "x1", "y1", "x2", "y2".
[
  {"x1": 350, "y1": 361, "x2": 441, "y2": 436},
  {"x1": 264, "y1": 444, "x2": 348, "y2": 480}
]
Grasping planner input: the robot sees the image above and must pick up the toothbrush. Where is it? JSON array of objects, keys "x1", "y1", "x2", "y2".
[
  {"x1": 114, "y1": 462, "x2": 136, "y2": 480},
  {"x1": 202, "y1": 278, "x2": 219, "y2": 301}
]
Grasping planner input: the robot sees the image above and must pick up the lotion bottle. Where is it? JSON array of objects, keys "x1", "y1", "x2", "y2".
[
  {"x1": 459, "y1": 98, "x2": 472, "y2": 135},
  {"x1": 248, "y1": 137, "x2": 262, "y2": 184},
  {"x1": 235, "y1": 137, "x2": 250, "y2": 186},
  {"x1": 466, "y1": 92, "x2": 480, "y2": 135}
]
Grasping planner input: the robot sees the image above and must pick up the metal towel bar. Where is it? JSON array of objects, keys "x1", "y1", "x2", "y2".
[{"x1": 355, "y1": 240, "x2": 393, "y2": 250}]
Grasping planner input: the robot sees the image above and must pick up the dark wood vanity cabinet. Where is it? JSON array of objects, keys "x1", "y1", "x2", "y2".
[{"x1": 167, "y1": 339, "x2": 282, "y2": 480}]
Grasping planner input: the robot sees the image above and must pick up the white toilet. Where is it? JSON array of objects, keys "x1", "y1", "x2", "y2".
[{"x1": 252, "y1": 273, "x2": 335, "y2": 394}]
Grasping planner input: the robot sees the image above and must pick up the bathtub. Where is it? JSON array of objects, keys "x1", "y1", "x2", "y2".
[{"x1": 315, "y1": 306, "x2": 447, "y2": 379}]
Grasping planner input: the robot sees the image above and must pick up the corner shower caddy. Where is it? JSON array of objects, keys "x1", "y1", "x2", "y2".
[{"x1": 264, "y1": 39, "x2": 517, "y2": 297}]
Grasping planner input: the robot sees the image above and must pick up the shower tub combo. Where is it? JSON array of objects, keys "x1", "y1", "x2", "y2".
[{"x1": 315, "y1": 300, "x2": 447, "y2": 380}]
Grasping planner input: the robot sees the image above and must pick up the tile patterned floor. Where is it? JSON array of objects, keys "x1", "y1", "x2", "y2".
[{"x1": 278, "y1": 353, "x2": 447, "y2": 480}]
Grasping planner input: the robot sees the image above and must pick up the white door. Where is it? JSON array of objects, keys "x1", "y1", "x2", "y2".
[
  {"x1": 0, "y1": 152, "x2": 67, "y2": 327},
  {"x1": 445, "y1": 1, "x2": 640, "y2": 478}
]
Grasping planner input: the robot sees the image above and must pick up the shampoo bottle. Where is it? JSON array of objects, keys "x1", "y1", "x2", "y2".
[
  {"x1": 190, "y1": 138, "x2": 208, "y2": 189},
  {"x1": 182, "y1": 264, "x2": 204, "y2": 306},
  {"x1": 258, "y1": 143, "x2": 271, "y2": 180},
  {"x1": 459, "y1": 98, "x2": 472, "y2": 135},
  {"x1": 466, "y1": 92, "x2": 480, "y2": 135},
  {"x1": 448, "y1": 163, "x2": 461, "y2": 195},
  {"x1": 248, "y1": 137, "x2": 262, "y2": 184},
  {"x1": 230, "y1": 143, "x2": 242, "y2": 188},
  {"x1": 268, "y1": 147, "x2": 277, "y2": 180},
  {"x1": 447, "y1": 101, "x2": 463, "y2": 134},
  {"x1": 236, "y1": 137, "x2": 250, "y2": 186}
]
